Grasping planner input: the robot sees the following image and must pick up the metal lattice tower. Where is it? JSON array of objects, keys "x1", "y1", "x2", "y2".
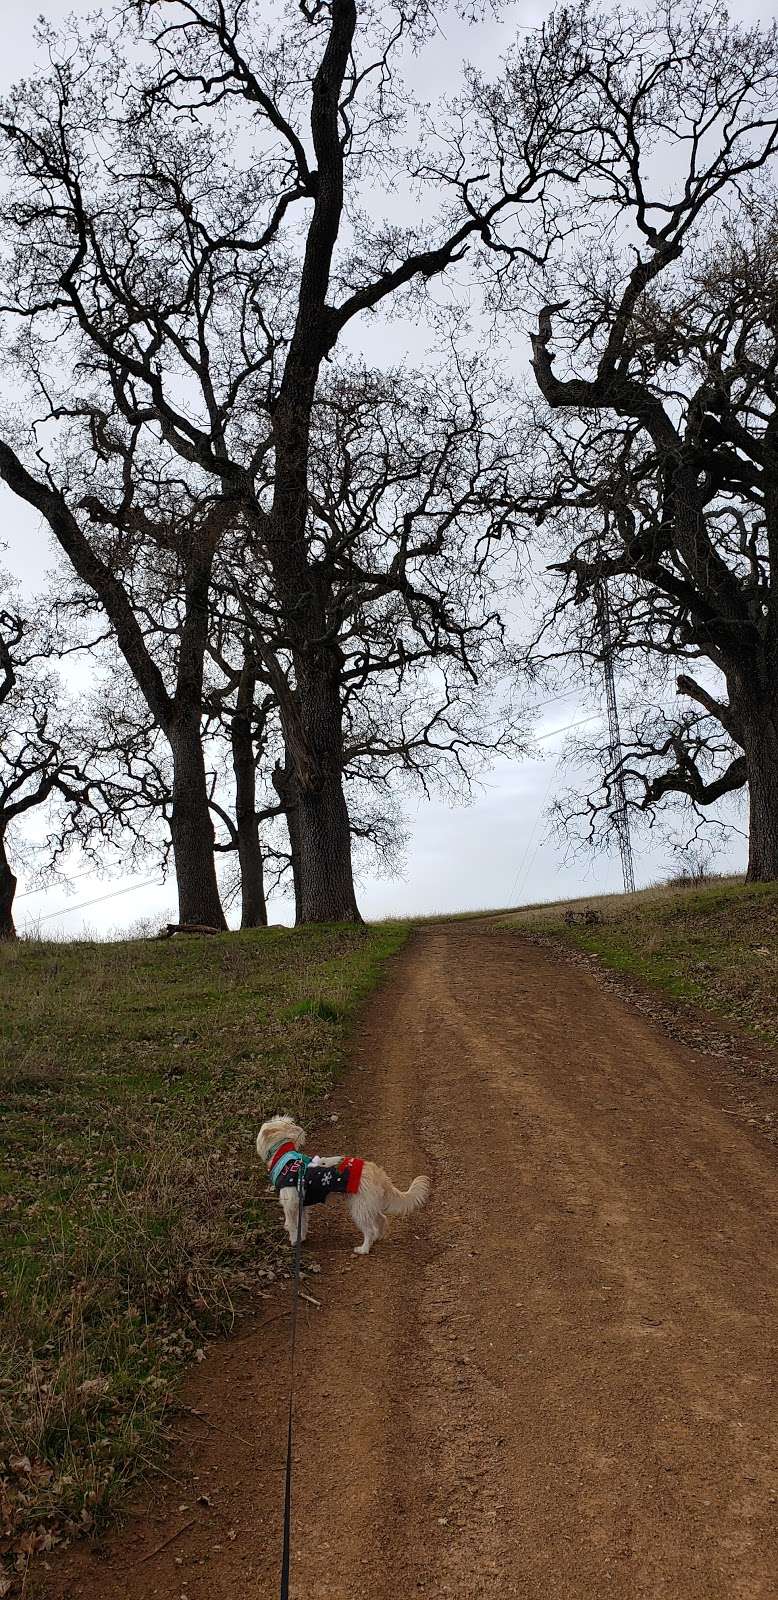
[{"x1": 594, "y1": 580, "x2": 636, "y2": 895}]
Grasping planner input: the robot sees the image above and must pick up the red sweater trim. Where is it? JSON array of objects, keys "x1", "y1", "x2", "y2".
[
  {"x1": 339, "y1": 1157, "x2": 364, "y2": 1194},
  {"x1": 266, "y1": 1140, "x2": 295, "y2": 1173}
]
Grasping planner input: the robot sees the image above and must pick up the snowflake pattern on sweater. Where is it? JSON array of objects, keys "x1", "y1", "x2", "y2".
[{"x1": 268, "y1": 1146, "x2": 364, "y2": 1206}]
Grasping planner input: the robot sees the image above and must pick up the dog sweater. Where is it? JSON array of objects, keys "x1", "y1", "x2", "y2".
[{"x1": 267, "y1": 1142, "x2": 364, "y2": 1207}]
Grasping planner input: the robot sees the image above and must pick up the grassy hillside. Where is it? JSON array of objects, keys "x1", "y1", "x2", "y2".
[
  {"x1": 0, "y1": 921, "x2": 408, "y2": 1570},
  {"x1": 501, "y1": 877, "x2": 778, "y2": 1048}
]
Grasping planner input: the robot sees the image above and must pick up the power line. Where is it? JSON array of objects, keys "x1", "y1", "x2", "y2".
[
  {"x1": 23, "y1": 877, "x2": 164, "y2": 925},
  {"x1": 16, "y1": 866, "x2": 98, "y2": 901},
  {"x1": 526, "y1": 687, "x2": 579, "y2": 714},
  {"x1": 513, "y1": 693, "x2": 640, "y2": 907},
  {"x1": 508, "y1": 756, "x2": 563, "y2": 906},
  {"x1": 506, "y1": 715, "x2": 602, "y2": 909},
  {"x1": 533, "y1": 713, "x2": 602, "y2": 743}
]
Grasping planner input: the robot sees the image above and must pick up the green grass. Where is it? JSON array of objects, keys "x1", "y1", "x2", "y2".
[
  {"x1": 0, "y1": 921, "x2": 408, "y2": 1566},
  {"x1": 500, "y1": 877, "x2": 778, "y2": 1046}
]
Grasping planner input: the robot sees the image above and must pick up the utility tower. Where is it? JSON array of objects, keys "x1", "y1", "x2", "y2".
[{"x1": 594, "y1": 580, "x2": 636, "y2": 895}]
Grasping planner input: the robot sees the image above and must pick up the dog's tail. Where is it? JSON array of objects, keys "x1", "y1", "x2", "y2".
[{"x1": 384, "y1": 1174, "x2": 431, "y2": 1216}]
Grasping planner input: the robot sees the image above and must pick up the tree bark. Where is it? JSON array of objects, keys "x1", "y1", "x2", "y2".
[
  {"x1": 231, "y1": 659, "x2": 268, "y2": 929},
  {"x1": 0, "y1": 834, "x2": 17, "y2": 939},
  {"x1": 236, "y1": 820, "x2": 267, "y2": 929},
  {"x1": 167, "y1": 537, "x2": 228, "y2": 929},
  {"x1": 169, "y1": 714, "x2": 228, "y2": 929},
  {"x1": 296, "y1": 767, "x2": 361, "y2": 922},
  {"x1": 273, "y1": 754, "x2": 303, "y2": 925},
  {"x1": 741, "y1": 707, "x2": 778, "y2": 882},
  {"x1": 292, "y1": 671, "x2": 361, "y2": 923},
  {"x1": 251, "y1": 0, "x2": 359, "y2": 926}
]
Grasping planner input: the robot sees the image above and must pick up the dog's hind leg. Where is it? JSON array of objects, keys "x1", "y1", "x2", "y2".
[{"x1": 347, "y1": 1192, "x2": 380, "y2": 1255}]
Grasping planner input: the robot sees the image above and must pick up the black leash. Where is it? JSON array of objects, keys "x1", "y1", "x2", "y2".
[{"x1": 280, "y1": 1164, "x2": 305, "y2": 1600}]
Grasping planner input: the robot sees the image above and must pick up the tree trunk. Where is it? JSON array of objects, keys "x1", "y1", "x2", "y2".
[
  {"x1": 0, "y1": 834, "x2": 17, "y2": 939},
  {"x1": 741, "y1": 707, "x2": 778, "y2": 882},
  {"x1": 169, "y1": 716, "x2": 228, "y2": 929},
  {"x1": 230, "y1": 656, "x2": 268, "y2": 929},
  {"x1": 296, "y1": 768, "x2": 361, "y2": 922},
  {"x1": 236, "y1": 817, "x2": 267, "y2": 929},
  {"x1": 284, "y1": 667, "x2": 361, "y2": 924},
  {"x1": 273, "y1": 755, "x2": 303, "y2": 925}
]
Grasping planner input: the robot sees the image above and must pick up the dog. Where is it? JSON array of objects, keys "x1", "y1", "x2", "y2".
[{"x1": 256, "y1": 1115, "x2": 430, "y2": 1256}]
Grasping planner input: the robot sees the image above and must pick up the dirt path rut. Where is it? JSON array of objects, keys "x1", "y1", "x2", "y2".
[{"x1": 37, "y1": 925, "x2": 778, "y2": 1599}]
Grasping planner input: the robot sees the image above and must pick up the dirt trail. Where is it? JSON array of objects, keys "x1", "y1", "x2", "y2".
[{"x1": 35, "y1": 925, "x2": 778, "y2": 1599}]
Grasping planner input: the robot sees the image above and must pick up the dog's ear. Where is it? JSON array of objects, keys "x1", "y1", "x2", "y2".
[{"x1": 256, "y1": 1119, "x2": 280, "y2": 1157}]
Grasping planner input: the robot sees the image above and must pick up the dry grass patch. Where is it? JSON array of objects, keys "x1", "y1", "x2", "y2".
[
  {"x1": 0, "y1": 921, "x2": 408, "y2": 1581},
  {"x1": 500, "y1": 877, "x2": 778, "y2": 1047}
]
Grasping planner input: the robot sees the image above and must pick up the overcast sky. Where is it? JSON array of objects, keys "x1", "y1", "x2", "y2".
[{"x1": 2, "y1": 0, "x2": 755, "y2": 936}]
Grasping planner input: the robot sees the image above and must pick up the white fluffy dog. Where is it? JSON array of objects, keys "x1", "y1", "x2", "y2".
[{"x1": 257, "y1": 1115, "x2": 430, "y2": 1256}]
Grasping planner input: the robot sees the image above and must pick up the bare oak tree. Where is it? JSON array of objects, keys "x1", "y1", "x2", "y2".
[
  {"x1": 0, "y1": 0, "x2": 574, "y2": 920},
  {"x1": 464, "y1": 2, "x2": 778, "y2": 878},
  {"x1": 0, "y1": 583, "x2": 92, "y2": 936}
]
